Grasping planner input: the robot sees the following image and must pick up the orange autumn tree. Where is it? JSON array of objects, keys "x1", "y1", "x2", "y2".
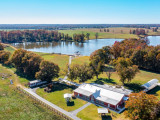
[{"x1": 125, "y1": 92, "x2": 159, "y2": 120}]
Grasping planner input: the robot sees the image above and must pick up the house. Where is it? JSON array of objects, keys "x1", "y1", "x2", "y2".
[
  {"x1": 74, "y1": 83, "x2": 132, "y2": 112},
  {"x1": 141, "y1": 79, "x2": 159, "y2": 92}
]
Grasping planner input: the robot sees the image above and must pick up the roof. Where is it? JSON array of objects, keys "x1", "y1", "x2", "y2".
[
  {"x1": 142, "y1": 79, "x2": 159, "y2": 89},
  {"x1": 74, "y1": 84, "x2": 125, "y2": 105},
  {"x1": 64, "y1": 93, "x2": 72, "y2": 98},
  {"x1": 91, "y1": 83, "x2": 132, "y2": 96},
  {"x1": 98, "y1": 108, "x2": 108, "y2": 113},
  {"x1": 96, "y1": 95, "x2": 120, "y2": 105},
  {"x1": 29, "y1": 80, "x2": 41, "y2": 84},
  {"x1": 74, "y1": 88, "x2": 93, "y2": 97}
]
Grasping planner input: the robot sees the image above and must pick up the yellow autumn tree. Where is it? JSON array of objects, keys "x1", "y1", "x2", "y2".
[{"x1": 125, "y1": 91, "x2": 159, "y2": 120}]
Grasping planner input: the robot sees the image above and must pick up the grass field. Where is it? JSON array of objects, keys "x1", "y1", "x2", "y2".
[
  {"x1": 59, "y1": 29, "x2": 138, "y2": 40},
  {"x1": 0, "y1": 64, "x2": 63, "y2": 120},
  {"x1": 59, "y1": 27, "x2": 160, "y2": 40},
  {"x1": 36, "y1": 84, "x2": 87, "y2": 112}
]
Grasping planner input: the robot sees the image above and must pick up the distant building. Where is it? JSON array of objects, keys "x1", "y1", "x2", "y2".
[
  {"x1": 74, "y1": 83, "x2": 132, "y2": 112},
  {"x1": 141, "y1": 79, "x2": 159, "y2": 92}
]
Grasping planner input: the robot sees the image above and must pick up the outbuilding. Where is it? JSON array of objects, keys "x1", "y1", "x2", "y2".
[{"x1": 141, "y1": 79, "x2": 159, "y2": 92}]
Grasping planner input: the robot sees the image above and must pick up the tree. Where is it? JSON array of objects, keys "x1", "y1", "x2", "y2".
[
  {"x1": 68, "y1": 63, "x2": 93, "y2": 83},
  {"x1": 77, "y1": 63, "x2": 93, "y2": 83},
  {"x1": 114, "y1": 57, "x2": 139, "y2": 85},
  {"x1": 11, "y1": 49, "x2": 27, "y2": 72},
  {"x1": 86, "y1": 33, "x2": 90, "y2": 40},
  {"x1": 90, "y1": 50, "x2": 105, "y2": 79},
  {"x1": 125, "y1": 92, "x2": 159, "y2": 120},
  {"x1": 0, "y1": 51, "x2": 10, "y2": 64},
  {"x1": 68, "y1": 64, "x2": 79, "y2": 81},
  {"x1": 0, "y1": 43, "x2": 4, "y2": 50},
  {"x1": 22, "y1": 52, "x2": 42, "y2": 78},
  {"x1": 35, "y1": 60, "x2": 60, "y2": 82},
  {"x1": 105, "y1": 64, "x2": 114, "y2": 80},
  {"x1": 95, "y1": 33, "x2": 98, "y2": 39}
]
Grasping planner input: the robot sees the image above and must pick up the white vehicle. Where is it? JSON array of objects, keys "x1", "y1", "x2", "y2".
[{"x1": 28, "y1": 80, "x2": 47, "y2": 88}]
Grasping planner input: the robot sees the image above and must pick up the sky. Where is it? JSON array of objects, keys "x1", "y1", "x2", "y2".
[{"x1": 0, "y1": 0, "x2": 160, "y2": 24}]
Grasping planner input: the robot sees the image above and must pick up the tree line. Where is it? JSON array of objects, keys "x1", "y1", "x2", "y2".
[
  {"x1": 0, "y1": 24, "x2": 159, "y2": 29},
  {"x1": 0, "y1": 30, "x2": 97, "y2": 43}
]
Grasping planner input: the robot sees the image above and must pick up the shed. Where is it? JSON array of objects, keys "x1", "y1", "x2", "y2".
[
  {"x1": 64, "y1": 93, "x2": 72, "y2": 102},
  {"x1": 141, "y1": 79, "x2": 159, "y2": 91},
  {"x1": 98, "y1": 108, "x2": 109, "y2": 116},
  {"x1": 98, "y1": 108, "x2": 108, "y2": 114}
]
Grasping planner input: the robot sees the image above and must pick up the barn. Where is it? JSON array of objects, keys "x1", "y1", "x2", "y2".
[{"x1": 74, "y1": 83, "x2": 132, "y2": 111}]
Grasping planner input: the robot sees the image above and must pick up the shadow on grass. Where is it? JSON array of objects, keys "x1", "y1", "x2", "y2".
[
  {"x1": 124, "y1": 83, "x2": 143, "y2": 92},
  {"x1": 15, "y1": 70, "x2": 33, "y2": 81},
  {"x1": 101, "y1": 115, "x2": 112, "y2": 120},
  {"x1": 41, "y1": 83, "x2": 75, "y2": 93},
  {"x1": 147, "y1": 86, "x2": 160, "y2": 96},
  {"x1": 94, "y1": 78, "x2": 116, "y2": 85},
  {"x1": 67, "y1": 101, "x2": 75, "y2": 106}
]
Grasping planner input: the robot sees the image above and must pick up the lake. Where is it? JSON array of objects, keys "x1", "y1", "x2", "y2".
[{"x1": 11, "y1": 36, "x2": 160, "y2": 56}]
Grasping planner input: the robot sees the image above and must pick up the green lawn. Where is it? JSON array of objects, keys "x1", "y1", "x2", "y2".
[
  {"x1": 36, "y1": 84, "x2": 87, "y2": 112},
  {"x1": 0, "y1": 64, "x2": 63, "y2": 120},
  {"x1": 37, "y1": 53, "x2": 69, "y2": 70},
  {"x1": 77, "y1": 104, "x2": 128, "y2": 120},
  {"x1": 72, "y1": 56, "x2": 90, "y2": 65}
]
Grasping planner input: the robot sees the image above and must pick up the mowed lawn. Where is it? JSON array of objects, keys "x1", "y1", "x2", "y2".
[
  {"x1": 36, "y1": 52, "x2": 69, "y2": 71},
  {"x1": 36, "y1": 84, "x2": 87, "y2": 112},
  {"x1": 0, "y1": 64, "x2": 63, "y2": 120},
  {"x1": 77, "y1": 104, "x2": 129, "y2": 120}
]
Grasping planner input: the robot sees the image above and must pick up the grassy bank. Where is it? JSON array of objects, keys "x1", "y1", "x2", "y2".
[{"x1": 0, "y1": 64, "x2": 63, "y2": 120}]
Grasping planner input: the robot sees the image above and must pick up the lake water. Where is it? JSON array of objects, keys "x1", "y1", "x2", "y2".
[
  {"x1": 11, "y1": 36, "x2": 160, "y2": 56},
  {"x1": 147, "y1": 36, "x2": 160, "y2": 46}
]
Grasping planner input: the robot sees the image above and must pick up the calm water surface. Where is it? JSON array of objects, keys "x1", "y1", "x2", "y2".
[{"x1": 11, "y1": 36, "x2": 160, "y2": 56}]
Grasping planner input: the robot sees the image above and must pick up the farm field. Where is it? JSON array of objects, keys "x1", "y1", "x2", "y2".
[
  {"x1": 59, "y1": 29, "x2": 138, "y2": 39},
  {"x1": 59, "y1": 27, "x2": 160, "y2": 40},
  {"x1": 0, "y1": 64, "x2": 63, "y2": 120}
]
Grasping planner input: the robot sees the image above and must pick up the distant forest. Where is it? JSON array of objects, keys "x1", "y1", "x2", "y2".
[
  {"x1": 0, "y1": 24, "x2": 160, "y2": 30},
  {"x1": 0, "y1": 30, "x2": 88, "y2": 43}
]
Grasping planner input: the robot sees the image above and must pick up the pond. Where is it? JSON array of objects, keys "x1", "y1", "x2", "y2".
[
  {"x1": 11, "y1": 39, "x2": 123, "y2": 56},
  {"x1": 11, "y1": 36, "x2": 160, "y2": 56}
]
